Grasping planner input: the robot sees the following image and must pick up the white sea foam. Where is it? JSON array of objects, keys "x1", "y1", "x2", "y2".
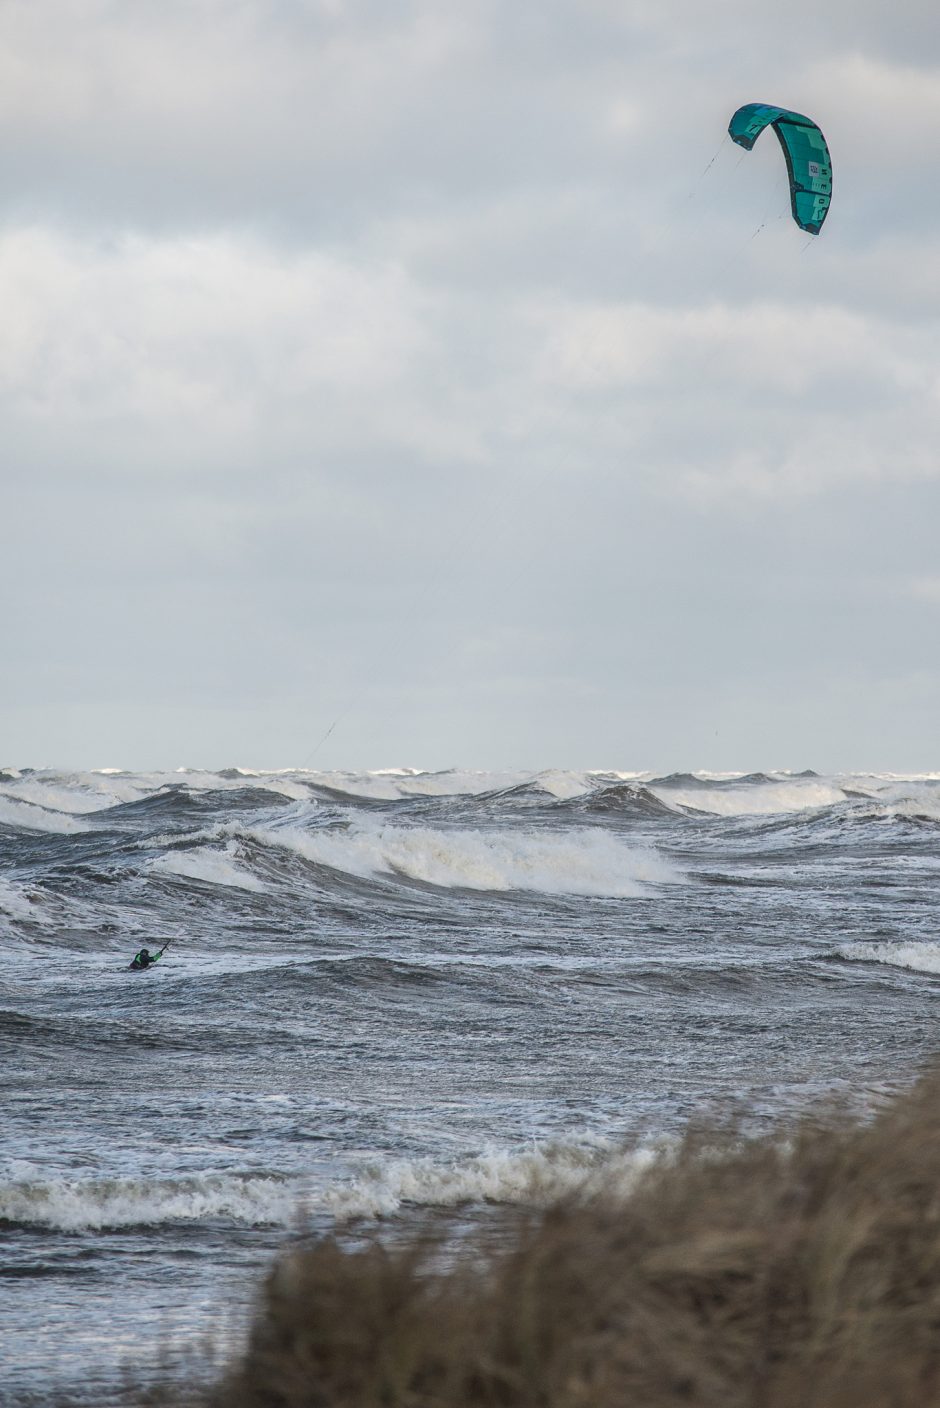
[
  {"x1": 532, "y1": 770, "x2": 598, "y2": 800},
  {"x1": 300, "y1": 769, "x2": 530, "y2": 801},
  {"x1": 0, "y1": 1172, "x2": 295, "y2": 1231},
  {"x1": 0, "y1": 1142, "x2": 660, "y2": 1232},
  {"x1": 300, "y1": 769, "x2": 638, "y2": 803},
  {"x1": 856, "y1": 782, "x2": 940, "y2": 823},
  {"x1": 0, "y1": 877, "x2": 39, "y2": 920},
  {"x1": 252, "y1": 778, "x2": 315, "y2": 801},
  {"x1": 655, "y1": 780, "x2": 848, "y2": 817},
  {"x1": 0, "y1": 769, "x2": 317, "y2": 820},
  {"x1": 151, "y1": 843, "x2": 265, "y2": 892},
  {"x1": 253, "y1": 820, "x2": 681, "y2": 896},
  {"x1": 327, "y1": 1141, "x2": 660, "y2": 1220},
  {"x1": 0, "y1": 769, "x2": 156, "y2": 814},
  {"x1": 178, "y1": 768, "x2": 313, "y2": 802},
  {"x1": 0, "y1": 795, "x2": 90, "y2": 833},
  {"x1": 837, "y1": 941, "x2": 940, "y2": 975},
  {"x1": 656, "y1": 773, "x2": 940, "y2": 823}
]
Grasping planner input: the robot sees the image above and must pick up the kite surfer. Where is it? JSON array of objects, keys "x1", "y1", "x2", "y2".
[{"x1": 128, "y1": 941, "x2": 171, "y2": 970}]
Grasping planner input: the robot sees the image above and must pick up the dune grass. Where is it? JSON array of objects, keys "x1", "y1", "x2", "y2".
[{"x1": 190, "y1": 1065, "x2": 940, "y2": 1408}]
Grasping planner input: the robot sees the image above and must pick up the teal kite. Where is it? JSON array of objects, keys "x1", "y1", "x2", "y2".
[{"x1": 728, "y1": 103, "x2": 832, "y2": 235}]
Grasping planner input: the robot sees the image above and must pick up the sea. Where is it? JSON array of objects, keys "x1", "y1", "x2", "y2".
[{"x1": 2, "y1": 765, "x2": 940, "y2": 1404}]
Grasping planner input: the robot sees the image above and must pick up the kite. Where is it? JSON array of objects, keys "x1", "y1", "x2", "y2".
[{"x1": 728, "y1": 103, "x2": 832, "y2": 235}]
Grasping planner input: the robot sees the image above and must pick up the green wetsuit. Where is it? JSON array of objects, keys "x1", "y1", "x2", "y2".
[{"x1": 129, "y1": 948, "x2": 162, "y2": 970}]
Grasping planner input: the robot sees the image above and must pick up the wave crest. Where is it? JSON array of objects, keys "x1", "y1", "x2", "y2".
[
  {"x1": 251, "y1": 820, "x2": 681, "y2": 896},
  {"x1": 328, "y1": 1142, "x2": 659, "y2": 1219},
  {"x1": 836, "y1": 941, "x2": 940, "y2": 976},
  {"x1": 0, "y1": 1172, "x2": 294, "y2": 1231},
  {"x1": 151, "y1": 843, "x2": 266, "y2": 891},
  {"x1": 1, "y1": 1142, "x2": 660, "y2": 1231}
]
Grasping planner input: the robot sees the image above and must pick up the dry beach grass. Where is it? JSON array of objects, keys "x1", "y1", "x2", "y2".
[{"x1": 190, "y1": 1064, "x2": 940, "y2": 1408}]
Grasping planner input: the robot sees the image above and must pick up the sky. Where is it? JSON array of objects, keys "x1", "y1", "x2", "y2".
[{"x1": 2, "y1": 0, "x2": 938, "y2": 773}]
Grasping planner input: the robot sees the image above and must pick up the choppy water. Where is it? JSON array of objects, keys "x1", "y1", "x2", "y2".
[{"x1": 3, "y1": 765, "x2": 940, "y2": 1402}]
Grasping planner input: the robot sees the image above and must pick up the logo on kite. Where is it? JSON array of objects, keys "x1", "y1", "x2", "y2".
[{"x1": 728, "y1": 103, "x2": 832, "y2": 235}]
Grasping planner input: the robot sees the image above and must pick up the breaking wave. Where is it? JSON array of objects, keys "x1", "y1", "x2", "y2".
[
  {"x1": 0, "y1": 794, "x2": 90, "y2": 833},
  {"x1": 248, "y1": 820, "x2": 682, "y2": 896},
  {"x1": 0, "y1": 1172, "x2": 295, "y2": 1232},
  {"x1": 651, "y1": 780, "x2": 850, "y2": 817},
  {"x1": 327, "y1": 1141, "x2": 660, "y2": 1220},
  {"x1": 151, "y1": 843, "x2": 266, "y2": 892},
  {"x1": 1, "y1": 1142, "x2": 661, "y2": 1232},
  {"x1": 836, "y1": 941, "x2": 940, "y2": 976},
  {"x1": 0, "y1": 877, "x2": 40, "y2": 921}
]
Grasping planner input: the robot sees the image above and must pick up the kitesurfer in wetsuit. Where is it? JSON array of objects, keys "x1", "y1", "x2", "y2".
[{"x1": 129, "y1": 945, "x2": 166, "y2": 970}]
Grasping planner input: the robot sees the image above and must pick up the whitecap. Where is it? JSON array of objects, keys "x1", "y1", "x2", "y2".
[
  {"x1": 837, "y1": 941, "x2": 940, "y2": 976},
  {"x1": 150, "y1": 843, "x2": 265, "y2": 892},
  {"x1": 327, "y1": 1140, "x2": 663, "y2": 1219},
  {"x1": 0, "y1": 1172, "x2": 294, "y2": 1231},
  {"x1": 250, "y1": 820, "x2": 681, "y2": 896},
  {"x1": 0, "y1": 795, "x2": 90, "y2": 833},
  {"x1": 654, "y1": 780, "x2": 848, "y2": 817}
]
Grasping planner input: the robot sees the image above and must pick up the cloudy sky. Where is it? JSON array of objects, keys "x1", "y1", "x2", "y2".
[{"x1": 2, "y1": 0, "x2": 938, "y2": 773}]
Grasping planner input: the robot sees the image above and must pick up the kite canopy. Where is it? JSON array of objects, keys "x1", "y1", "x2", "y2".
[{"x1": 728, "y1": 103, "x2": 832, "y2": 235}]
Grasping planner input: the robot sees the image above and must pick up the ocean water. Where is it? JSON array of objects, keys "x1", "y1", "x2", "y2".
[{"x1": 2, "y1": 765, "x2": 940, "y2": 1402}]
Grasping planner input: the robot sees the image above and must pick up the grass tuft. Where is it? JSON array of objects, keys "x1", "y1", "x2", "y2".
[{"x1": 197, "y1": 1066, "x2": 940, "y2": 1407}]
